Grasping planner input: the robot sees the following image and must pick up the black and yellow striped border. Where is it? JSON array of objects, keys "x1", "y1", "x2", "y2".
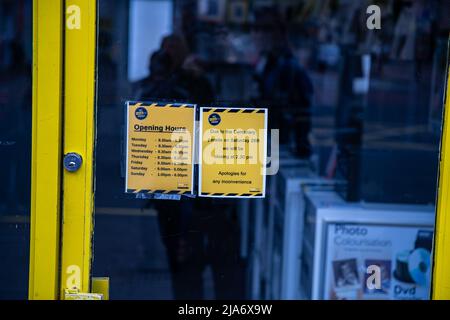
[
  {"x1": 129, "y1": 101, "x2": 195, "y2": 108},
  {"x1": 202, "y1": 108, "x2": 266, "y2": 114},
  {"x1": 127, "y1": 189, "x2": 193, "y2": 195},
  {"x1": 126, "y1": 104, "x2": 266, "y2": 198},
  {"x1": 200, "y1": 192, "x2": 264, "y2": 197},
  {"x1": 200, "y1": 107, "x2": 267, "y2": 198},
  {"x1": 126, "y1": 100, "x2": 195, "y2": 197}
]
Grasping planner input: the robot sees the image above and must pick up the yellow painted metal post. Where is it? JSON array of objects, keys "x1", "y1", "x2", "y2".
[
  {"x1": 92, "y1": 277, "x2": 110, "y2": 300},
  {"x1": 432, "y1": 38, "x2": 450, "y2": 300},
  {"x1": 60, "y1": 0, "x2": 97, "y2": 297},
  {"x1": 29, "y1": 0, "x2": 64, "y2": 300}
]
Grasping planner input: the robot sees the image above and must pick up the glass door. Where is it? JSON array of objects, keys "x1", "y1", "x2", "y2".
[
  {"x1": 0, "y1": 0, "x2": 33, "y2": 299},
  {"x1": 88, "y1": 0, "x2": 450, "y2": 300},
  {"x1": 2, "y1": 0, "x2": 448, "y2": 301}
]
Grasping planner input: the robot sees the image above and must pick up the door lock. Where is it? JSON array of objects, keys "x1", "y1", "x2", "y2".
[{"x1": 64, "y1": 153, "x2": 83, "y2": 172}]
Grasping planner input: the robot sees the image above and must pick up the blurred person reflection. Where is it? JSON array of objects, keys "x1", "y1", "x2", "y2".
[
  {"x1": 254, "y1": 16, "x2": 314, "y2": 158},
  {"x1": 137, "y1": 34, "x2": 244, "y2": 300},
  {"x1": 0, "y1": 40, "x2": 31, "y2": 215},
  {"x1": 97, "y1": 30, "x2": 118, "y2": 107}
]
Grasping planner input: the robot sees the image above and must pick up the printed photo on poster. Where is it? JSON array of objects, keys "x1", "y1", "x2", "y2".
[
  {"x1": 363, "y1": 259, "x2": 391, "y2": 295},
  {"x1": 332, "y1": 258, "x2": 360, "y2": 290}
]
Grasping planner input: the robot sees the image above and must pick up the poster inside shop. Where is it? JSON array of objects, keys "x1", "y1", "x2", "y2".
[
  {"x1": 323, "y1": 223, "x2": 434, "y2": 300},
  {"x1": 125, "y1": 101, "x2": 195, "y2": 196},
  {"x1": 199, "y1": 107, "x2": 268, "y2": 198}
]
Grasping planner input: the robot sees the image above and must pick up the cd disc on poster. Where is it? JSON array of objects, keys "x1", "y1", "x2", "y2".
[{"x1": 408, "y1": 248, "x2": 431, "y2": 286}]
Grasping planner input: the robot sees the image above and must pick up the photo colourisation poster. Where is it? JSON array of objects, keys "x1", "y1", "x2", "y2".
[{"x1": 324, "y1": 223, "x2": 433, "y2": 300}]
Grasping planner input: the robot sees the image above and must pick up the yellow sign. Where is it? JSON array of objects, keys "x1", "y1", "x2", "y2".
[
  {"x1": 65, "y1": 292, "x2": 103, "y2": 300},
  {"x1": 125, "y1": 102, "x2": 195, "y2": 195},
  {"x1": 199, "y1": 107, "x2": 268, "y2": 198}
]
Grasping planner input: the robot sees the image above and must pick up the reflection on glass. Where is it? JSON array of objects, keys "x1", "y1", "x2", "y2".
[
  {"x1": 0, "y1": 0, "x2": 32, "y2": 299},
  {"x1": 93, "y1": 0, "x2": 449, "y2": 300}
]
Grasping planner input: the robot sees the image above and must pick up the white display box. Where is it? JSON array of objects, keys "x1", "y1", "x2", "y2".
[
  {"x1": 246, "y1": 198, "x2": 266, "y2": 299},
  {"x1": 301, "y1": 190, "x2": 435, "y2": 300},
  {"x1": 267, "y1": 166, "x2": 335, "y2": 300},
  {"x1": 246, "y1": 146, "x2": 312, "y2": 299}
]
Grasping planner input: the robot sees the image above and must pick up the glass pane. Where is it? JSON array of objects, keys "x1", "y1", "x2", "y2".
[
  {"x1": 0, "y1": 0, "x2": 33, "y2": 299},
  {"x1": 93, "y1": 0, "x2": 449, "y2": 300}
]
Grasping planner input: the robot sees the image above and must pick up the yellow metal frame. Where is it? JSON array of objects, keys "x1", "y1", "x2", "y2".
[
  {"x1": 432, "y1": 38, "x2": 450, "y2": 300},
  {"x1": 29, "y1": 0, "x2": 99, "y2": 300},
  {"x1": 92, "y1": 277, "x2": 110, "y2": 300},
  {"x1": 29, "y1": 0, "x2": 64, "y2": 300},
  {"x1": 27, "y1": 0, "x2": 449, "y2": 301},
  {"x1": 60, "y1": 0, "x2": 98, "y2": 297}
]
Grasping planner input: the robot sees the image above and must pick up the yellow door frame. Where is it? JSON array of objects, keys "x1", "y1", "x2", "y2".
[
  {"x1": 28, "y1": 0, "x2": 449, "y2": 301},
  {"x1": 29, "y1": 0, "x2": 104, "y2": 300},
  {"x1": 432, "y1": 38, "x2": 450, "y2": 300},
  {"x1": 29, "y1": 0, "x2": 64, "y2": 300},
  {"x1": 60, "y1": 0, "x2": 97, "y2": 298}
]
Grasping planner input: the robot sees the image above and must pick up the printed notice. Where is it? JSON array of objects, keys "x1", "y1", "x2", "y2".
[
  {"x1": 199, "y1": 107, "x2": 268, "y2": 198},
  {"x1": 125, "y1": 101, "x2": 195, "y2": 195}
]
